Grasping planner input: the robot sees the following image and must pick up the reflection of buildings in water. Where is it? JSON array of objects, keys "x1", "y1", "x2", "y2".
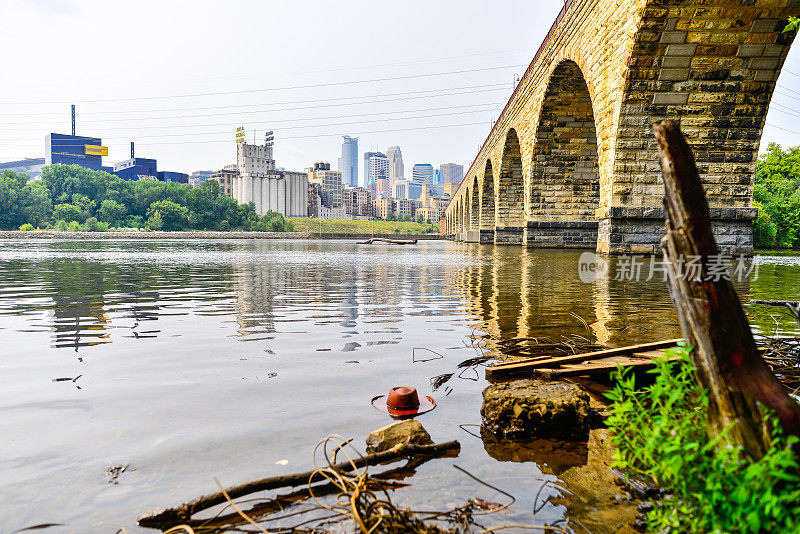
[
  {"x1": 49, "y1": 295, "x2": 110, "y2": 352},
  {"x1": 41, "y1": 258, "x2": 173, "y2": 351},
  {"x1": 232, "y1": 260, "x2": 284, "y2": 338}
]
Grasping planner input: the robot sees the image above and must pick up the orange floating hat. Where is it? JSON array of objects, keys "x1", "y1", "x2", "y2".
[{"x1": 371, "y1": 386, "x2": 436, "y2": 419}]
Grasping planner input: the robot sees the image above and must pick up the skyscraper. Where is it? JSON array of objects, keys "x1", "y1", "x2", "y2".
[
  {"x1": 412, "y1": 163, "x2": 434, "y2": 185},
  {"x1": 385, "y1": 146, "x2": 404, "y2": 188},
  {"x1": 440, "y1": 163, "x2": 464, "y2": 184},
  {"x1": 363, "y1": 151, "x2": 386, "y2": 186},
  {"x1": 341, "y1": 136, "x2": 358, "y2": 187},
  {"x1": 368, "y1": 154, "x2": 389, "y2": 195}
]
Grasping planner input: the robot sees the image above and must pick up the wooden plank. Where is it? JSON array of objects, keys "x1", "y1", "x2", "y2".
[
  {"x1": 538, "y1": 357, "x2": 656, "y2": 379},
  {"x1": 631, "y1": 349, "x2": 667, "y2": 359},
  {"x1": 490, "y1": 338, "x2": 682, "y2": 368},
  {"x1": 486, "y1": 339, "x2": 683, "y2": 378}
]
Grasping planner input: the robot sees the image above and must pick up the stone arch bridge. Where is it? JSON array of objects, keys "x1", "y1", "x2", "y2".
[{"x1": 444, "y1": 0, "x2": 798, "y2": 253}]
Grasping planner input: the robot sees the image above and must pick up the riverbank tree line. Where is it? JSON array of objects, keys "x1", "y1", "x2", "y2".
[
  {"x1": 0, "y1": 164, "x2": 294, "y2": 232},
  {"x1": 753, "y1": 143, "x2": 800, "y2": 249}
]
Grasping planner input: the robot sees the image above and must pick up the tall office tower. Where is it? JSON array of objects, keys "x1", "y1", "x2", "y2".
[
  {"x1": 363, "y1": 151, "x2": 382, "y2": 186},
  {"x1": 368, "y1": 154, "x2": 389, "y2": 192},
  {"x1": 412, "y1": 163, "x2": 434, "y2": 185},
  {"x1": 440, "y1": 163, "x2": 464, "y2": 184},
  {"x1": 385, "y1": 146, "x2": 404, "y2": 188},
  {"x1": 340, "y1": 136, "x2": 358, "y2": 187}
]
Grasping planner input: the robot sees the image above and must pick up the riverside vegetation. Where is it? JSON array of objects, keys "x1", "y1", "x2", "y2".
[
  {"x1": 606, "y1": 350, "x2": 800, "y2": 533},
  {"x1": 753, "y1": 143, "x2": 800, "y2": 249},
  {"x1": 0, "y1": 164, "x2": 295, "y2": 232},
  {"x1": 0, "y1": 164, "x2": 439, "y2": 235}
]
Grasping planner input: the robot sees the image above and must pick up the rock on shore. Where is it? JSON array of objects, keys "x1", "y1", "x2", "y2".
[
  {"x1": 366, "y1": 420, "x2": 433, "y2": 453},
  {"x1": 481, "y1": 379, "x2": 590, "y2": 440}
]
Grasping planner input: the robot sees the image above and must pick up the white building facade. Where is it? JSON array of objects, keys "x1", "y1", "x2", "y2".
[{"x1": 233, "y1": 143, "x2": 308, "y2": 217}]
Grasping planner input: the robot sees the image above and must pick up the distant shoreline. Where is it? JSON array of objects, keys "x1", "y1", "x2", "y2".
[{"x1": 0, "y1": 230, "x2": 442, "y2": 240}]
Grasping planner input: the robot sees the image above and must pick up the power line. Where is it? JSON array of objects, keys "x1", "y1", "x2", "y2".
[
  {"x1": 0, "y1": 83, "x2": 509, "y2": 118},
  {"x1": 0, "y1": 102, "x2": 505, "y2": 133},
  {"x1": 3, "y1": 64, "x2": 526, "y2": 105},
  {"x1": 99, "y1": 48, "x2": 533, "y2": 90},
  {"x1": 765, "y1": 122, "x2": 800, "y2": 136},
  {"x1": 0, "y1": 86, "x2": 511, "y2": 126},
  {"x1": 9, "y1": 121, "x2": 495, "y2": 149}
]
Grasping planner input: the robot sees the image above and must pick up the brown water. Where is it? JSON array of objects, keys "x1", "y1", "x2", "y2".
[{"x1": 0, "y1": 239, "x2": 797, "y2": 533}]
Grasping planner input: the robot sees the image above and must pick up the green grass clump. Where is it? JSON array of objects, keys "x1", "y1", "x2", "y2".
[
  {"x1": 606, "y1": 349, "x2": 800, "y2": 533},
  {"x1": 289, "y1": 218, "x2": 437, "y2": 234}
]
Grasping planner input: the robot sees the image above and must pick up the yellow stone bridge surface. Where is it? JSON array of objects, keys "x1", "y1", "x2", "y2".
[{"x1": 444, "y1": 0, "x2": 799, "y2": 253}]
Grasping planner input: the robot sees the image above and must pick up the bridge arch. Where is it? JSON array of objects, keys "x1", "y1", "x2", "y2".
[
  {"x1": 530, "y1": 59, "x2": 600, "y2": 223},
  {"x1": 496, "y1": 129, "x2": 525, "y2": 243},
  {"x1": 469, "y1": 177, "x2": 480, "y2": 230},
  {"x1": 480, "y1": 159, "x2": 496, "y2": 232}
]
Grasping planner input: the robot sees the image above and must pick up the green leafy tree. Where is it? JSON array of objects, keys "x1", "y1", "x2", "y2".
[
  {"x1": 19, "y1": 223, "x2": 34, "y2": 231},
  {"x1": 147, "y1": 200, "x2": 188, "y2": 231},
  {"x1": 96, "y1": 199, "x2": 127, "y2": 226},
  {"x1": 123, "y1": 215, "x2": 144, "y2": 228},
  {"x1": 145, "y1": 211, "x2": 163, "y2": 231},
  {"x1": 753, "y1": 201, "x2": 778, "y2": 248},
  {"x1": 83, "y1": 217, "x2": 100, "y2": 232},
  {"x1": 53, "y1": 203, "x2": 83, "y2": 223},
  {"x1": 0, "y1": 170, "x2": 46, "y2": 229},
  {"x1": 754, "y1": 143, "x2": 800, "y2": 248}
]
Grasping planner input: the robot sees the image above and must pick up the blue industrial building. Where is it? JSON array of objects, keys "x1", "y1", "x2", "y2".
[
  {"x1": 158, "y1": 171, "x2": 189, "y2": 184},
  {"x1": 113, "y1": 158, "x2": 158, "y2": 180},
  {"x1": 45, "y1": 133, "x2": 114, "y2": 173},
  {"x1": 44, "y1": 132, "x2": 191, "y2": 184}
]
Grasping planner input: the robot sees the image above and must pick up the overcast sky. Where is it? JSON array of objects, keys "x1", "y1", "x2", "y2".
[{"x1": 3, "y1": 0, "x2": 800, "y2": 184}]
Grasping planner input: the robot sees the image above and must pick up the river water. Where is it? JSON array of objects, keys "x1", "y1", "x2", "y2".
[{"x1": 1, "y1": 239, "x2": 798, "y2": 533}]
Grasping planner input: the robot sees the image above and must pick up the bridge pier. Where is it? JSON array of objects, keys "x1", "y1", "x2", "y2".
[
  {"x1": 596, "y1": 207, "x2": 756, "y2": 255},
  {"x1": 479, "y1": 229, "x2": 494, "y2": 244},
  {"x1": 494, "y1": 227, "x2": 524, "y2": 245},
  {"x1": 524, "y1": 221, "x2": 599, "y2": 249}
]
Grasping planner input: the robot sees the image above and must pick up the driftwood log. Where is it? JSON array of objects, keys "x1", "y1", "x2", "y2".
[
  {"x1": 356, "y1": 238, "x2": 418, "y2": 245},
  {"x1": 138, "y1": 439, "x2": 460, "y2": 529},
  {"x1": 653, "y1": 120, "x2": 800, "y2": 459}
]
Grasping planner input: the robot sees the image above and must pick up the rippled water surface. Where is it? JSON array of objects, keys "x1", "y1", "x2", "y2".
[{"x1": 1, "y1": 239, "x2": 798, "y2": 532}]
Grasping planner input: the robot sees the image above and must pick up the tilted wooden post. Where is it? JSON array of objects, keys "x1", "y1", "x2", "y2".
[{"x1": 653, "y1": 120, "x2": 800, "y2": 459}]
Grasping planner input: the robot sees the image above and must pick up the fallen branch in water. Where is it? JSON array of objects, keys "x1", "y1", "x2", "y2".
[
  {"x1": 752, "y1": 300, "x2": 800, "y2": 329},
  {"x1": 355, "y1": 237, "x2": 418, "y2": 245},
  {"x1": 138, "y1": 440, "x2": 460, "y2": 530}
]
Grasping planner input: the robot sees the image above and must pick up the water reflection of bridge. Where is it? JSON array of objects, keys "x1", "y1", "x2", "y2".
[{"x1": 446, "y1": 245, "x2": 687, "y2": 351}]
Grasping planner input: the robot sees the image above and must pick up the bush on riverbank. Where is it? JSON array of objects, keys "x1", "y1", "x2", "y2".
[{"x1": 606, "y1": 351, "x2": 800, "y2": 533}]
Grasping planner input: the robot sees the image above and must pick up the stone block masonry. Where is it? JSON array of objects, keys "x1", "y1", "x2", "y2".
[{"x1": 444, "y1": 0, "x2": 798, "y2": 254}]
